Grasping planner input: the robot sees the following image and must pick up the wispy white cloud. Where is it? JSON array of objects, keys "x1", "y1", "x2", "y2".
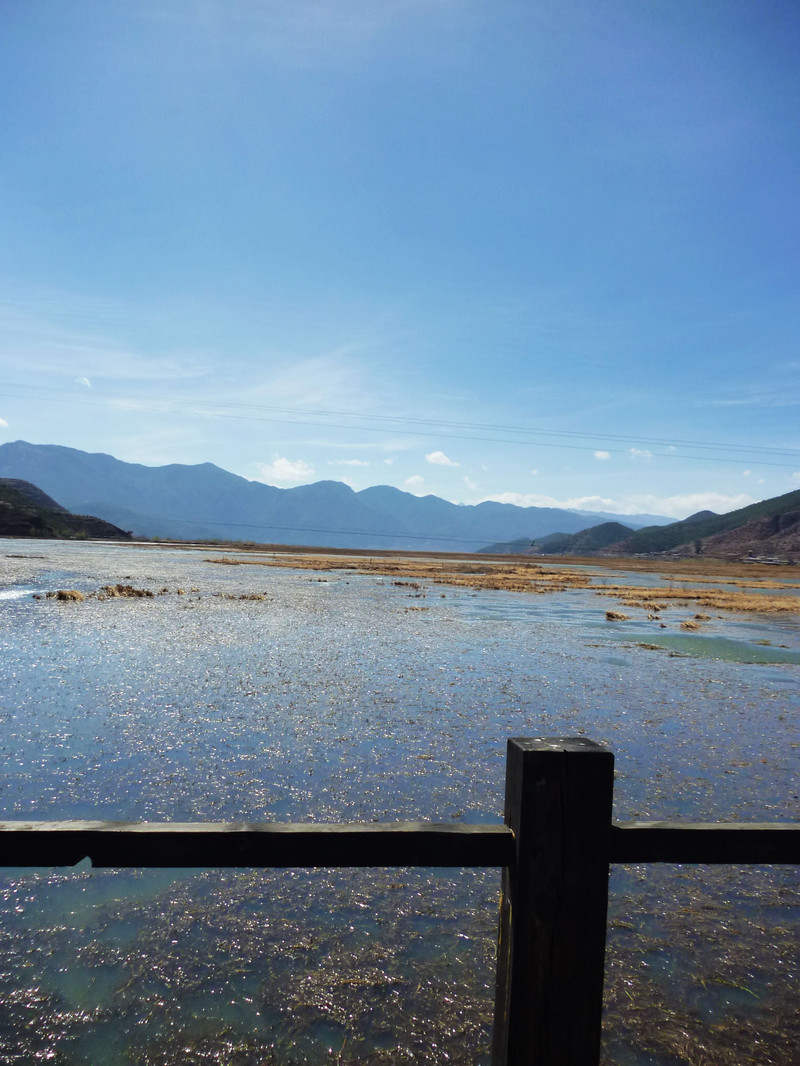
[
  {"x1": 426, "y1": 450, "x2": 459, "y2": 467},
  {"x1": 594, "y1": 451, "x2": 610, "y2": 460},
  {"x1": 106, "y1": 397, "x2": 171, "y2": 412},
  {"x1": 405, "y1": 475, "x2": 424, "y2": 489},
  {"x1": 248, "y1": 348, "x2": 389, "y2": 413},
  {"x1": 0, "y1": 417, "x2": 7, "y2": 427},
  {"x1": 636, "y1": 492, "x2": 753, "y2": 517},
  {"x1": 463, "y1": 475, "x2": 477, "y2": 491},
  {"x1": 629, "y1": 448, "x2": 652, "y2": 460},
  {"x1": 328, "y1": 458, "x2": 370, "y2": 467},
  {"x1": 473, "y1": 491, "x2": 755, "y2": 520},
  {"x1": 478, "y1": 491, "x2": 617, "y2": 511},
  {"x1": 278, "y1": 437, "x2": 413, "y2": 454},
  {"x1": 703, "y1": 388, "x2": 800, "y2": 409},
  {"x1": 742, "y1": 469, "x2": 765, "y2": 485},
  {"x1": 101, "y1": 395, "x2": 225, "y2": 422},
  {"x1": 107, "y1": 426, "x2": 201, "y2": 466},
  {"x1": 0, "y1": 298, "x2": 210, "y2": 384},
  {"x1": 256, "y1": 456, "x2": 315, "y2": 484}
]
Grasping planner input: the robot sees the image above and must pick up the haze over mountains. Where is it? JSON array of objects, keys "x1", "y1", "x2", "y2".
[{"x1": 0, "y1": 441, "x2": 669, "y2": 552}]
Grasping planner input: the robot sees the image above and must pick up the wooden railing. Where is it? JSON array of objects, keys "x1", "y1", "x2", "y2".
[{"x1": 2, "y1": 737, "x2": 800, "y2": 1065}]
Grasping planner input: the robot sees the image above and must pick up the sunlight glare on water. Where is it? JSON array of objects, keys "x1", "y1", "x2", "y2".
[{"x1": 0, "y1": 540, "x2": 798, "y2": 1064}]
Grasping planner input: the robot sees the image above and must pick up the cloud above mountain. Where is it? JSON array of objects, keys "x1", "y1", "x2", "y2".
[
  {"x1": 256, "y1": 457, "x2": 315, "y2": 484},
  {"x1": 477, "y1": 490, "x2": 754, "y2": 519},
  {"x1": 426, "y1": 451, "x2": 459, "y2": 467}
]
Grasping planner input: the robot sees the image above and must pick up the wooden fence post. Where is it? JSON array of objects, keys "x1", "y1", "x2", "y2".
[{"x1": 492, "y1": 737, "x2": 615, "y2": 1066}]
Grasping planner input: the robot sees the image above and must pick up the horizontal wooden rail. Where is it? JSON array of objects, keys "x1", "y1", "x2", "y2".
[
  {"x1": 4, "y1": 819, "x2": 799, "y2": 869},
  {"x1": 0, "y1": 820, "x2": 515, "y2": 869},
  {"x1": 610, "y1": 820, "x2": 800, "y2": 864}
]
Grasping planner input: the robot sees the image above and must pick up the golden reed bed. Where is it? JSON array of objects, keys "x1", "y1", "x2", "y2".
[{"x1": 204, "y1": 552, "x2": 800, "y2": 616}]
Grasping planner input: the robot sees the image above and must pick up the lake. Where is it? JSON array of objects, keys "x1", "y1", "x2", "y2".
[{"x1": 0, "y1": 540, "x2": 798, "y2": 1064}]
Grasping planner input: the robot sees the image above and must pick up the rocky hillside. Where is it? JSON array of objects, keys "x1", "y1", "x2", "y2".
[
  {"x1": 699, "y1": 510, "x2": 800, "y2": 560},
  {"x1": 604, "y1": 488, "x2": 800, "y2": 561},
  {"x1": 0, "y1": 479, "x2": 131, "y2": 540}
]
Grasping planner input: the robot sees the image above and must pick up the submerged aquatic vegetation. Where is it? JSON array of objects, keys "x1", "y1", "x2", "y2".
[{"x1": 1, "y1": 540, "x2": 798, "y2": 1063}]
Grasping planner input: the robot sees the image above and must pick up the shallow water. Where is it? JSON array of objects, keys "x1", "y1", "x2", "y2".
[{"x1": 0, "y1": 540, "x2": 798, "y2": 1064}]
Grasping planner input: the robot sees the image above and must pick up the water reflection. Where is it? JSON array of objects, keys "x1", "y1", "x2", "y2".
[{"x1": 0, "y1": 541, "x2": 798, "y2": 1063}]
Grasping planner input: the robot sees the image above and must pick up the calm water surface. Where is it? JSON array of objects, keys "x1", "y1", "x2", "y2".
[{"x1": 0, "y1": 541, "x2": 798, "y2": 1064}]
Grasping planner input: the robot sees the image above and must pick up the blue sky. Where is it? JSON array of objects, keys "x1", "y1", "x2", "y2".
[{"x1": 1, "y1": 0, "x2": 799, "y2": 519}]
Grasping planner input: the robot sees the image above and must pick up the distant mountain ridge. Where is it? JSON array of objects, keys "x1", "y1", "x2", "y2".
[
  {"x1": 568, "y1": 507, "x2": 675, "y2": 527},
  {"x1": 533, "y1": 521, "x2": 635, "y2": 555},
  {"x1": 479, "y1": 521, "x2": 634, "y2": 556},
  {"x1": 0, "y1": 440, "x2": 667, "y2": 552}
]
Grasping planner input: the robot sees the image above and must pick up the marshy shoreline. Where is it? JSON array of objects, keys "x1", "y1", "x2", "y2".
[{"x1": 201, "y1": 544, "x2": 800, "y2": 616}]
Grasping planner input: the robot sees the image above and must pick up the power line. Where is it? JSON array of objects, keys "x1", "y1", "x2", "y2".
[
  {"x1": 1, "y1": 380, "x2": 798, "y2": 467},
  {"x1": 180, "y1": 398, "x2": 800, "y2": 459},
  {"x1": 118, "y1": 513, "x2": 511, "y2": 546}
]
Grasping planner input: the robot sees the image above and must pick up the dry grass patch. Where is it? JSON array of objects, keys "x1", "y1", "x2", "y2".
[
  {"x1": 664, "y1": 574, "x2": 800, "y2": 590},
  {"x1": 595, "y1": 583, "x2": 798, "y2": 615},
  {"x1": 203, "y1": 552, "x2": 798, "y2": 616},
  {"x1": 204, "y1": 553, "x2": 593, "y2": 595},
  {"x1": 49, "y1": 589, "x2": 84, "y2": 602},
  {"x1": 213, "y1": 592, "x2": 268, "y2": 601},
  {"x1": 101, "y1": 584, "x2": 154, "y2": 598}
]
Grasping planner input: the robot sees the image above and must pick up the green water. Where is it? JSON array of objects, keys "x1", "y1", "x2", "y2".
[{"x1": 623, "y1": 633, "x2": 800, "y2": 664}]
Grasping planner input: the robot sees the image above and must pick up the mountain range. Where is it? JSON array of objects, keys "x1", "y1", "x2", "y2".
[{"x1": 0, "y1": 440, "x2": 669, "y2": 552}]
